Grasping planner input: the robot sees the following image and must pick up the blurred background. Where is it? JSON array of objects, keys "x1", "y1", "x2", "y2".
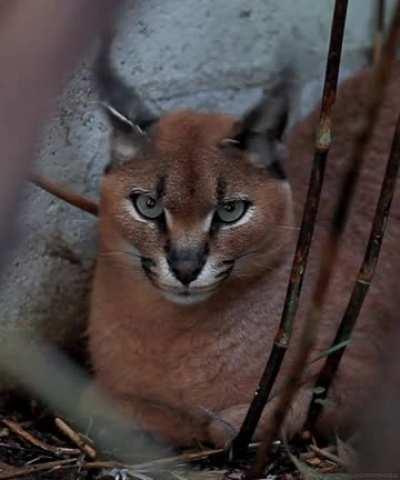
[{"x1": 0, "y1": 0, "x2": 397, "y2": 391}]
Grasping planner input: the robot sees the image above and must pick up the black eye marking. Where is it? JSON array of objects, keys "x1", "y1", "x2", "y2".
[
  {"x1": 267, "y1": 159, "x2": 287, "y2": 180},
  {"x1": 216, "y1": 177, "x2": 227, "y2": 204},
  {"x1": 215, "y1": 264, "x2": 234, "y2": 280},
  {"x1": 163, "y1": 237, "x2": 171, "y2": 255},
  {"x1": 141, "y1": 256, "x2": 155, "y2": 270},
  {"x1": 103, "y1": 162, "x2": 112, "y2": 175},
  {"x1": 155, "y1": 213, "x2": 167, "y2": 234},
  {"x1": 141, "y1": 256, "x2": 156, "y2": 281},
  {"x1": 156, "y1": 175, "x2": 166, "y2": 199}
]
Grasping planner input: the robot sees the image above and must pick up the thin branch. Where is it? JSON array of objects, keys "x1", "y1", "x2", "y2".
[
  {"x1": 0, "y1": 459, "x2": 76, "y2": 480},
  {"x1": 308, "y1": 444, "x2": 347, "y2": 468},
  {"x1": 0, "y1": 443, "x2": 260, "y2": 480},
  {"x1": 231, "y1": 0, "x2": 349, "y2": 462},
  {"x1": 85, "y1": 445, "x2": 254, "y2": 471},
  {"x1": 84, "y1": 443, "x2": 261, "y2": 473},
  {"x1": 0, "y1": 462, "x2": 15, "y2": 473},
  {"x1": 55, "y1": 417, "x2": 97, "y2": 459},
  {"x1": 0, "y1": 418, "x2": 80, "y2": 456},
  {"x1": 30, "y1": 174, "x2": 99, "y2": 216},
  {"x1": 307, "y1": 109, "x2": 400, "y2": 426}
]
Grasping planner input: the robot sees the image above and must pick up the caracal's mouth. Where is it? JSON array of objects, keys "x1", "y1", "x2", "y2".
[
  {"x1": 160, "y1": 287, "x2": 215, "y2": 306},
  {"x1": 143, "y1": 270, "x2": 217, "y2": 305}
]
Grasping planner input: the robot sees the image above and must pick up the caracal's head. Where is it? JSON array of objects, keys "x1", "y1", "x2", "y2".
[{"x1": 97, "y1": 39, "x2": 294, "y2": 305}]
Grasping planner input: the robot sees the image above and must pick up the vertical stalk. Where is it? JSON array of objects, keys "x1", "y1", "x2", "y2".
[
  {"x1": 306, "y1": 0, "x2": 400, "y2": 427},
  {"x1": 249, "y1": 2, "x2": 400, "y2": 473},
  {"x1": 231, "y1": 0, "x2": 349, "y2": 462},
  {"x1": 308, "y1": 98, "x2": 400, "y2": 426}
]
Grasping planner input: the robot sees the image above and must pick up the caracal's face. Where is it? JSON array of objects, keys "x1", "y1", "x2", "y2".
[{"x1": 100, "y1": 110, "x2": 293, "y2": 305}]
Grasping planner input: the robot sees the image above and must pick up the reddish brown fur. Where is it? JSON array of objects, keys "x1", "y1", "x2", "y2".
[{"x1": 88, "y1": 64, "x2": 400, "y2": 447}]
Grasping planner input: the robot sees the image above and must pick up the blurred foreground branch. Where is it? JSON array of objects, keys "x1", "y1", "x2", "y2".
[
  {"x1": 0, "y1": 0, "x2": 120, "y2": 268},
  {"x1": 0, "y1": 333, "x2": 170, "y2": 462}
]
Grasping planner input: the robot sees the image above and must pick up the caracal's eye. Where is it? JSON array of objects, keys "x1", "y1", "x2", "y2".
[
  {"x1": 215, "y1": 200, "x2": 248, "y2": 224},
  {"x1": 132, "y1": 193, "x2": 163, "y2": 220}
]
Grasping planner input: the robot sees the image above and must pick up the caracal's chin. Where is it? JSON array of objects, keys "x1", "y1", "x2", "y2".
[{"x1": 161, "y1": 288, "x2": 215, "y2": 306}]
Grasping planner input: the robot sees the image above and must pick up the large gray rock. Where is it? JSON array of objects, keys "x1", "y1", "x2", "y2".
[{"x1": 0, "y1": 0, "x2": 396, "y2": 388}]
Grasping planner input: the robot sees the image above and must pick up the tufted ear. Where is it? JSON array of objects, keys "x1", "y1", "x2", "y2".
[
  {"x1": 222, "y1": 75, "x2": 291, "y2": 179},
  {"x1": 102, "y1": 109, "x2": 147, "y2": 172},
  {"x1": 95, "y1": 31, "x2": 159, "y2": 172}
]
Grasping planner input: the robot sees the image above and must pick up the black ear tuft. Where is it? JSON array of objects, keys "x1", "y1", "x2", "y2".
[
  {"x1": 223, "y1": 72, "x2": 292, "y2": 178},
  {"x1": 102, "y1": 103, "x2": 136, "y2": 133},
  {"x1": 95, "y1": 30, "x2": 160, "y2": 173},
  {"x1": 236, "y1": 95, "x2": 288, "y2": 147},
  {"x1": 95, "y1": 30, "x2": 159, "y2": 132}
]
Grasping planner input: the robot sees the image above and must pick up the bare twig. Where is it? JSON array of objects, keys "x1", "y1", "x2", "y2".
[
  {"x1": 86, "y1": 448, "x2": 223, "y2": 471},
  {"x1": 308, "y1": 444, "x2": 347, "y2": 468},
  {"x1": 0, "y1": 462, "x2": 15, "y2": 473},
  {"x1": 308, "y1": 110, "x2": 400, "y2": 425},
  {"x1": 299, "y1": 444, "x2": 336, "y2": 461},
  {"x1": 85, "y1": 442, "x2": 260, "y2": 471},
  {"x1": 31, "y1": 173, "x2": 99, "y2": 216},
  {"x1": 231, "y1": 0, "x2": 349, "y2": 462},
  {"x1": 0, "y1": 442, "x2": 260, "y2": 480},
  {"x1": 55, "y1": 417, "x2": 97, "y2": 459},
  {"x1": 0, "y1": 418, "x2": 80, "y2": 456},
  {"x1": 0, "y1": 458, "x2": 76, "y2": 480}
]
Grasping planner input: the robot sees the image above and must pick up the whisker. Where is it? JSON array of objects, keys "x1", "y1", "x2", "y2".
[
  {"x1": 268, "y1": 224, "x2": 300, "y2": 231},
  {"x1": 99, "y1": 263, "x2": 141, "y2": 275},
  {"x1": 98, "y1": 249, "x2": 143, "y2": 264},
  {"x1": 221, "y1": 259, "x2": 235, "y2": 265},
  {"x1": 233, "y1": 265, "x2": 275, "y2": 279},
  {"x1": 263, "y1": 220, "x2": 329, "y2": 232},
  {"x1": 235, "y1": 249, "x2": 264, "y2": 261},
  {"x1": 216, "y1": 266, "x2": 233, "y2": 279}
]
